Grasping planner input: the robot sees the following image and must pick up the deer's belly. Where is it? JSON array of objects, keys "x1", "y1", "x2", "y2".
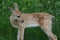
[
  {"x1": 23, "y1": 21, "x2": 39, "y2": 28},
  {"x1": 25, "y1": 23, "x2": 39, "y2": 27}
]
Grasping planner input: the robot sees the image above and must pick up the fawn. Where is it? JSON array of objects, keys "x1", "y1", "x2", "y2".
[{"x1": 9, "y1": 3, "x2": 57, "y2": 40}]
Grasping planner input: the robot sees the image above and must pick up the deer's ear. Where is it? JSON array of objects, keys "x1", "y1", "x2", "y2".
[
  {"x1": 14, "y1": 3, "x2": 19, "y2": 10},
  {"x1": 8, "y1": 7, "x2": 15, "y2": 12}
]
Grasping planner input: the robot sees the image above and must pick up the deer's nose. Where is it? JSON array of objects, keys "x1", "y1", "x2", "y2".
[{"x1": 21, "y1": 20, "x2": 24, "y2": 23}]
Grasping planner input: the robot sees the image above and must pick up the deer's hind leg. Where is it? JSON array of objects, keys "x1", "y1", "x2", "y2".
[
  {"x1": 43, "y1": 27, "x2": 57, "y2": 40},
  {"x1": 39, "y1": 20, "x2": 57, "y2": 40}
]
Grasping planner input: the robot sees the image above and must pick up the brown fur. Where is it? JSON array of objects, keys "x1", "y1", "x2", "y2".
[{"x1": 9, "y1": 3, "x2": 57, "y2": 40}]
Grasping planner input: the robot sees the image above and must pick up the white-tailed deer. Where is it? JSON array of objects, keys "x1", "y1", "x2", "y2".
[{"x1": 9, "y1": 3, "x2": 57, "y2": 40}]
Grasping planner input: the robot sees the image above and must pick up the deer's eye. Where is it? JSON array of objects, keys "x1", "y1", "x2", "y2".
[{"x1": 17, "y1": 16, "x2": 20, "y2": 17}]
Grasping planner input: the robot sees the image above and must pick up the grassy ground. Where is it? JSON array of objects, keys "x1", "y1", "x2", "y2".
[{"x1": 0, "y1": 0, "x2": 60, "y2": 40}]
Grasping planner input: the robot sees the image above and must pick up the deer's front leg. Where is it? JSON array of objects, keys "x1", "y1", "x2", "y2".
[
  {"x1": 20, "y1": 26, "x2": 25, "y2": 40},
  {"x1": 17, "y1": 26, "x2": 25, "y2": 40},
  {"x1": 17, "y1": 29, "x2": 20, "y2": 40}
]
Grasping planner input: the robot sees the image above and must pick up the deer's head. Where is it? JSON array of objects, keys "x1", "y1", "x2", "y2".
[{"x1": 9, "y1": 3, "x2": 24, "y2": 23}]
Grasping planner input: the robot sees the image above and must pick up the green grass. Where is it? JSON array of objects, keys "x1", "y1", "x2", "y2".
[{"x1": 0, "y1": 0, "x2": 60, "y2": 40}]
